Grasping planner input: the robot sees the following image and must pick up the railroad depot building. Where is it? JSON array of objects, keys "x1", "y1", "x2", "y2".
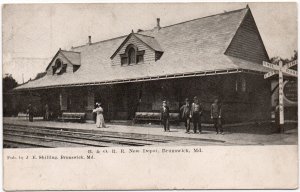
[{"x1": 13, "y1": 7, "x2": 273, "y2": 124}]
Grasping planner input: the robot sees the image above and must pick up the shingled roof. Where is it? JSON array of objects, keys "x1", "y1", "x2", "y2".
[
  {"x1": 15, "y1": 7, "x2": 270, "y2": 90},
  {"x1": 134, "y1": 34, "x2": 163, "y2": 52},
  {"x1": 60, "y1": 50, "x2": 81, "y2": 65}
]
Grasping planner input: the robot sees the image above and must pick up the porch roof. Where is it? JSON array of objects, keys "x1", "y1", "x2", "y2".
[{"x1": 15, "y1": 55, "x2": 270, "y2": 90}]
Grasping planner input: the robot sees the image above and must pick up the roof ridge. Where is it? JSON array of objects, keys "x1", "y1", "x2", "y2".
[
  {"x1": 61, "y1": 50, "x2": 81, "y2": 54},
  {"x1": 161, "y1": 7, "x2": 248, "y2": 30},
  {"x1": 72, "y1": 7, "x2": 247, "y2": 49},
  {"x1": 72, "y1": 35, "x2": 127, "y2": 49},
  {"x1": 135, "y1": 33, "x2": 154, "y2": 38}
]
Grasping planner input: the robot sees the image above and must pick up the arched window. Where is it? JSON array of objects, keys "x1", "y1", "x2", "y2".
[
  {"x1": 128, "y1": 48, "x2": 136, "y2": 64},
  {"x1": 120, "y1": 44, "x2": 144, "y2": 65},
  {"x1": 55, "y1": 59, "x2": 62, "y2": 69},
  {"x1": 52, "y1": 59, "x2": 64, "y2": 75}
]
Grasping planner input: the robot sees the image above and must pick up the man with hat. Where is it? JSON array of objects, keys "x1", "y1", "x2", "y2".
[
  {"x1": 211, "y1": 98, "x2": 223, "y2": 134},
  {"x1": 180, "y1": 98, "x2": 192, "y2": 133},
  {"x1": 160, "y1": 100, "x2": 170, "y2": 132},
  {"x1": 191, "y1": 96, "x2": 203, "y2": 134},
  {"x1": 27, "y1": 103, "x2": 34, "y2": 122}
]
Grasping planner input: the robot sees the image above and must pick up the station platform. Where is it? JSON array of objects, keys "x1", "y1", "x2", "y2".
[{"x1": 3, "y1": 117, "x2": 298, "y2": 145}]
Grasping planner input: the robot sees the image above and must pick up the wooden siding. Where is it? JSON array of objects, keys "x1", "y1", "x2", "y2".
[
  {"x1": 66, "y1": 63, "x2": 73, "y2": 73},
  {"x1": 112, "y1": 35, "x2": 156, "y2": 66},
  {"x1": 225, "y1": 11, "x2": 269, "y2": 64}
]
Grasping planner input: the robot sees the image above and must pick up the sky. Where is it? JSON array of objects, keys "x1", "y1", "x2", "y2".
[{"x1": 3, "y1": 2, "x2": 298, "y2": 84}]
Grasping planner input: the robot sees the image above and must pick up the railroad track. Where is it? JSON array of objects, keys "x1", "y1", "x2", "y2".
[
  {"x1": 3, "y1": 124, "x2": 225, "y2": 148},
  {"x1": 3, "y1": 124, "x2": 172, "y2": 148}
]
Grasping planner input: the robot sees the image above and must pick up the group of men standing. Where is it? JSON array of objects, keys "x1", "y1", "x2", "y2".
[
  {"x1": 160, "y1": 97, "x2": 223, "y2": 134},
  {"x1": 26, "y1": 103, "x2": 50, "y2": 122}
]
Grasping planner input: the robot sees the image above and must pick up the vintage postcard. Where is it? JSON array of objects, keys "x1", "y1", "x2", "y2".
[{"x1": 2, "y1": 2, "x2": 298, "y2": 190}]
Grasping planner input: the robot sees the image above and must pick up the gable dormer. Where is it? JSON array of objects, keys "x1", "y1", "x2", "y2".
[
  {"x1": 110, "y1": 32, "x2": 163, "y2": 66},
  {"x1": 46, "y1": 49, "x2": 81, "y2": 75}
]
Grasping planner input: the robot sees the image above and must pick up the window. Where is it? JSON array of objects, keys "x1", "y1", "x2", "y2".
[
  {"x1": 55, "y1": 59, "x2": 62, "y2": 68},
  {"x1": 137, "y1": 54, "x2": 144, "y2": 63},
  {"x1": 121, "y1": 57, "x2": 128, "y2": 65},
  {"x1": 120, "y1": 44, "x2": 144, "y2": 65},
  {"x1": 128, "y1": 48, "x2": 136, "y2": 64},
  {"x1": 52, "y1": 59, "x2": 63, "y2": 74},
  {"x1": 73, "y1": 65, "x2": 80, "y2": 72},
  {"x1": 235, "y1": 76, "x2": 247, "y2": 92},
  {"x1": 52, "y1": 66, "x2": 56, "y2": 75}
]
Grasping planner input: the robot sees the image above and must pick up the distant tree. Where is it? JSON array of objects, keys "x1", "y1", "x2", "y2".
[
  {"x1": 3, "y1": 74, "x2": 18, "y2": 92},
  {"x1": 291, "y1": 50, "x2": 298, "y2": 60},
  {"x1": 269, "y1": 50, "x2": 297, "y2": 95},
  {"x1": 270, "y1": 50, "x2": 298, "y2": 65}
]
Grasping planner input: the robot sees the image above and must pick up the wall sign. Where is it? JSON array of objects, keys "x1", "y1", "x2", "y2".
[{"x1": 284, "y1": 81, "x2": 297, "y2": 103}]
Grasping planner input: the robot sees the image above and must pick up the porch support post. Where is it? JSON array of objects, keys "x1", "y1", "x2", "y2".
[
  {"x1": 60, "y1": 89, "x2": 68, "y2": 111},
  {"x1": 85, "y1": 87, "x2": 95, "y2": 120}
]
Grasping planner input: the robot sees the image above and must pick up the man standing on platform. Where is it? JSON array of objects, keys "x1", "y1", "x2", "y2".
[
  {"x1": 211, "y1": 99, "x2": 223, "y2": 134},
  {"x1": 44, "y1": 104, "x2": 49, "y2": 121},
  {"x1": 180, "y1": 98, "x2": 192, "y2": 133},
  {"x1": 27, "y1": 103, "x2": 34, "y2": 122},
  {"x1": 160, "y1": 100, "x2": 170, "y2": 132},
  {"x1": 191, "y1": 96, "x2": 203, "y2": 134}
]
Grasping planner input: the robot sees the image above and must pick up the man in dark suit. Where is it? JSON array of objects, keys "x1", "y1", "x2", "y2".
[
  {"x1": 191, "y1": 96, "x2": 203, "y2": 134},
  {"x1": 160, "y1": 100, "x2": 170, "y2": 132},
  {"x1": 211, "y1": 99, "x2": 223, "y2": 134},
  {"x1": 27, "y1": 103, "x2": 34, "y2": 122},
  {"x1": 180, "y1": 98, "x2": 192, "y2": 133}
]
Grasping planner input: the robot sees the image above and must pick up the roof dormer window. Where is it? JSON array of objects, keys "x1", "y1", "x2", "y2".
[
  {"x1": 111, "y1": 32, "x2": 163, "y2": 66},
  {"x1": 120, "y1": 44, "x2": 145, "y2": 65},
  {"x1": 46, "y1": 49, "x2": 81, "y2": 76},
  {"x1": 52, "y1": 59, "x2": 66, "y2": 75}
]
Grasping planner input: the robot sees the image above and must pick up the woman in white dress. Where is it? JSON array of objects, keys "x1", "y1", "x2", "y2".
[{"x1": 93, "y1": 103, "x2": 106, "y2": 128}]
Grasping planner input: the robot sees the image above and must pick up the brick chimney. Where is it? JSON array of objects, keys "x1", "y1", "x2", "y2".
[{"x1": 88, "y1": 36, "x2": 92, "y2": 45}]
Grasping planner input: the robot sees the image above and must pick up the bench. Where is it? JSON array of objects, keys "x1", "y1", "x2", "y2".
[
  {"x1": 17, "y1": 112, "x2": 29, "y2": 119},
  {"x1": 58, "y1": 112, "x2": 86, "y2": 123},
  {"x1": 134, "y1": 112, "x2": 180, "y2": 124}
]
